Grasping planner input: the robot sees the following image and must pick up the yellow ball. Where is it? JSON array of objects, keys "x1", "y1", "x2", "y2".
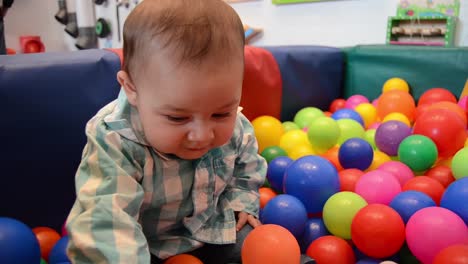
[
  {"x1": 465, "y1": 138, "x2": 468, "y2": 147},
  {"x1": 382, "y1": 112, "x2": 411, "y2": 127},
  {"x1": 382, "y1": 77, "x2": 410, "y2": 93},
  {"x1": 288, "y1": 144, "x2": 315, "y2": 160},
  {"x1": 355, "y1": 103, "x2": 378, "y2": 129},
  {"x1": 279, "y1": 130, "x2": 310, "y2": 155},
  {"x1": 366, "y1": 150, "x2": 391, "y2": 171},
  {"x1": 252, "y1": 115, "x2": 284, "y2": 153}
]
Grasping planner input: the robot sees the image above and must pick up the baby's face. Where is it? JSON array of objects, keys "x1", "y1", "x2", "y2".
[{"x1": 133, "y1": 56, "x2": 243, "y2": 160}]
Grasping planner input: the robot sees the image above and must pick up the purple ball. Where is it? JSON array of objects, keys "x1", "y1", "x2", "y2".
[{"x1": 375, "y1": 120, "x2": 412, "y2": 156}]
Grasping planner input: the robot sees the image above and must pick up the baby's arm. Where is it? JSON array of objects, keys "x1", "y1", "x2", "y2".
[
  {"x1": 224, "y1": 114, "x2": 267, "y2": 223},
  {"x1": 65, "y1": 126, "x2": 149, "y2": 263}
]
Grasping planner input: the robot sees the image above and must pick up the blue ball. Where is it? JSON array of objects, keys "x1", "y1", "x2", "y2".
[
  {"x1": 338, "y1": 138, "x2": 374, "y2": 170},
  {"x1": 49, "y1": 236, "x2": 71, "y2": 264},
  {"x1": 440, "y1": 177, "x2": 468, "y2": 225},
  {"x1": 389, "y1": 190, "x2": 436, "y2": 223},
  {"x1": 283, "y1": 155, "x2": 340, "y2": 213},
  {"x1": 262, "y1": 194, "x2": 308, "y2": 239},
  {"x1": 266, "y1": 156, "x2": 293, "y2": 193},
  {"x1": 0, "y1": 217, "x2": 41, "y2": 264},
  {"x1": 299, "y1": 218, "x2": 330, "y2": 253},
  {"x1": 331, "y1": 108, "x2": 365, "y2": 127}
]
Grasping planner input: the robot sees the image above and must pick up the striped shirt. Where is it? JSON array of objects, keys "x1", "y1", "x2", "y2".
[{"x1": 65, "y1": 91, "x2": 267, "y2": 263}]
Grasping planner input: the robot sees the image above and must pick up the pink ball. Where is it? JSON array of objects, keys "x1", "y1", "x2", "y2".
[
  {"x1": 355, "y1": 170, "x2": 402, "y2": 205},
  {"x1": 61, "y1": 222, "x2": 68, "y2": 236},
  {"x1": 372, "y1": 97, "x2": 380, "y2": 107},
  {"x1": 377, "y1": 161, "x2": 414, "y2": 187},
  {"x1": 368, "y1": 122, "x2": 381, "y2": 130},
  {"x1": 345, "y1": 94, "x2": 369, "y2": 109},
  {"x1": 406, "y1": 207, "x2": 468, "y2": 264},
  {"x1": 458, "y1": 95, "x2": 468, "y2": 110}
]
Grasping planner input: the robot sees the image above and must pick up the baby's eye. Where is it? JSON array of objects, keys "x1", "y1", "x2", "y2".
[
  {"x1": 212, "y1": 112, "x2": 231, "y2": 119},
  {"x1": 166, "y1": 115, "x2": 188, "y2": 122}
]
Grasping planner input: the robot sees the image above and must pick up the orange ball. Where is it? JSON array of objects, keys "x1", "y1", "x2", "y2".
[
  {"x1": 242, "y1": 224, "x2": 300, "y2": 264},
  {"x1": 259, "y1": 187, "x2": 277, "y2": 209},
  {"x1": 32, "y1": 227, "x2": 61, "y2": 261},
  {"x1": 322, "y1": 145, "x2": 344, "y2": 171},
  {"x1": 377, "y1": 90, "x2": 416, "y2": 122},
  {"x1": 164, "y1": 254, "x2": 203, "y2": 264}
]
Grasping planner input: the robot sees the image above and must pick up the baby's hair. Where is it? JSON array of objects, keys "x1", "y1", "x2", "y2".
[{"x1": 122, "y1": 0, "x2": 245, "y2": 80}]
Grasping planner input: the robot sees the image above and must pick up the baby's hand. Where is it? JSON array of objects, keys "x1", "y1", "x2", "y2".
[{"x1": 236, "y1": 211, "x2": 261, "y2": 231}]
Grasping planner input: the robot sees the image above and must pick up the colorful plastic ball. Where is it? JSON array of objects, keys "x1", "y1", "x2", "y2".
[
  {"x1": 382, "y1": 77, "x2": 409, "y2": 93},
  {"x1": 368, "y1": 122, "x2": 381, "y2": 130},
  {"x1": 356, "y1": 259, "x2": 381, "y2": 264},
  {"x1": 345, "y1": 94, "x2": 369, "y2": 109},
  {"x1": 260, "y1": 146, "x2": 287, "y2": 164},
  {"x1": 323, "y1": 191, "x2": 368, "y2": 239},
  {"x1": 47, "y1": 236, "x2": 70, "y2": 264},
  {"x1": 417, "y1": 87, "x2": 457, "y2": 105},
  {"x1": 293, "y1": 107, "x2": 324, "y2": 129},
  {"x1": 397, "y1": 135, "x2": 438, "y2": 172},
  {"x1": 355, "y1": 170, "x2": 402, "y2": 205},
  {"x1": 282, "y1": 121, "x2": 300, "y2": 132},
  {"x1": 306, "y1": 235, "x2": 356, "y2": 264},
  {"x1": 283, "y1": 155, "x2": 340, "y2": 214},
  {"x1": 425, "y1": 165, "x2": 455, "y2": 188},
  {"x1": 389, "y1": 190, "x2": 436, "y2": 223},
  {"x1": 375, "y1": 120, "x2": 411, "y2": 156},
  {"x1": 322, "y1": 145, "x2": 344, "y2": 171},
  {"x1": 402, "y1": 176, "x2": 445, "y2": 205},
  {"x1": 415, "y1": 103, "x2": 431, "y2": 120},
  {"x1": 288, "y1": 144, "x2": 315, "y2": 160},
  {"x1": 164, "y1": 254, "x2": 203, "y2": 264},
  {"x1": 33, "y1": 227, "x2": 62, "y2": 262},
  {"x1": 0, "y1": 217, "x2": 41, "y2": 264},
  {"x1": 40, "y1": 258, "x2": 47, "y2": 264},
  {"x1": 329, "y1": 98, "x2": 346, "y2": 113},
  {"x1": 377, "y1": 161, "x2": 414, "y2": 187},
  {"x1": 351, "y1": 204, "x2": 406, "y2": 259},
  {"x1": 429, "y1": 101, "x2": 467, "y2": 127},
  {"x1": 406, "y1": 207, "x2": 468, "y2": 264},
  {"x1": 458, "y1": 95, "x2": 468, "y2": 110},
  {"x1": 252, "y1": 115, "x2": 284, "y2": 153},
  {"x1": 451, "y1": 147, "x2": 468, "y2": 180},
  {"x1": 299, "y1": 218, "x2": 330, "y2": 252},
  {"x1": 336, "y1": 119, "x2": 365, "y2": 145},
  {"x1": 363, "y1": 129, "x2": 377, "y2": 150},
  {"x1": 279, "y1": 129, "x2": 310, "y2": 155},
  {"x1": 413, "y1": 108, "x2": 466, "y2": 158},
  {"x1": 367, "y1": 150, "x2": 391, "y2": 171},
  {"x1": 432, "y1": 244, "x2": 468, "y2": 264},
  {"x1": 338, "y1": 168, "x2": 364, "y2": 192},
  {"x1": 338, "y1": 138, "x2": 374, "y2": 170},
  {"x1": 307, "y1": 116, "x2": 341, "y2": 150},
  {"x1": 261, "y1": 194, "x2": 308, "y2": 238},
  {"x1": 382, "y1": 112, "x2": 411, "y2": 127},
  {"x1": 242, "y1": 224, "x2": 301, "y2": 264},
  {"x1": 331, "y1": 108, "x2": 365, "y2": 127},
  {"x1": 61, "y1": 222, "x2": 67, "y2": 237},
  {"x1": 266, "y1": 156, "x2": 293, "y2": 193},
  {"x1": 259, "y1": 187, "x2": 277, "y2": 209},
  {"x1": 377, "y1": 90, "x2": 416, "y2": 122},
  {"x1": 355, "y1": 103, "x2": 378, "y2": 129},
  {"x1": 440, "y1": 177, "x2": 468, "y2": 225}
]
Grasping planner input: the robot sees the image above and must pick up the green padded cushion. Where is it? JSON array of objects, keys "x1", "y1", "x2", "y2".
[{"x1": 343, "y1": 45, "x2": 468, "y2": 101}]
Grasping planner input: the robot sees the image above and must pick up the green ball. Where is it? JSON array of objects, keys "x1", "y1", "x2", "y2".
[
  {"x1": 282, "y1": 121, "x2": 300, "y2": 132},
  {"x1": 293, "y1": 107, "x2": 324, "y2": 129},
  {"x1": 260, "y1": 146, "x2": 288, "y2": 164},
  {"x1": 336, "y1": 119, "x2": 365, "y2": 145},
  {"x1": 323, "y1": 191, "x2": 368, "y2": 239},
  {"x1": 41, "y1": 259, "x2": 48, "y2": 264},
  {"x1": 363, "y1": 129, "x2": 377, "y2": 150},
  {"x1": 398, "y1": 135, "x2": 438, "y2": 172},
  {"x1": 451, "y1": 147, "x2": 468, "y2": 180},
  {"x1": 307, "y1": 116, "x2": 340, "y2": 150}
]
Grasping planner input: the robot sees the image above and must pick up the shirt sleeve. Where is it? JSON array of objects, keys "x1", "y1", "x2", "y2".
[
  {"x1": 65, "y1": 119, "x2": 149, "y2": 263},
  {"x1": 224, "y1": 114, "x2": 267, "y2": 218}
]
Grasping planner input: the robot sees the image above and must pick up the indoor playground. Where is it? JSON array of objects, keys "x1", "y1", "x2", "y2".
[{"x1": 1, "y1": 0, "x2": 468, "y2": 264}]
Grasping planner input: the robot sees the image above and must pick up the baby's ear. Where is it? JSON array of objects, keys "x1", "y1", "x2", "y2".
[{"x1": 117, "y1": 71, "x2": 138, "y2": 106}]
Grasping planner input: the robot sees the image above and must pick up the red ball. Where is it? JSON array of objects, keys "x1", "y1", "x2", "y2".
[
  {"x1": 338, "y1": 169, "x2": 364, "y2": 192},
  {"x1": 413, "y1": 108, "x2": 466, "y2": 158},
  {"x1": 329, "y1": 98, "x2": 346, "y2": 113},
  {"x1": 306, "y1": 235, "x2": 355, "y2": 264},
  {"x1": 351, "y1": 204, "x2": 405, "y2": 259},
  {"x1": 24, "y1": 41, "x2": 41, "y2": 53},
  {"x1": 402, "y1": 176, "x2": 445, "y2": 205},
  {"x1": 425, "y1": 165, "x2": 456, "y2": 188},
  {"x1": 32, "y1": 227, "x2": 61, "y2": 261},
  {"x1": 418, "y1": 88, "x2": 457, "y2": 106},
  {"x1": 164, "y1": 254, "x2": 203, "y2": 264},
  {"x1": 433, "y1": 244, "x2": 468, "y2": 264}
]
